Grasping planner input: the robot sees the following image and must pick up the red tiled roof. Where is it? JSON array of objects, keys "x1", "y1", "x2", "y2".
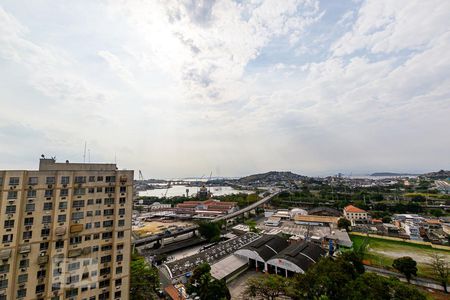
[{"x1": 344, "y1": 205, "x2": 366, "y2": 213}]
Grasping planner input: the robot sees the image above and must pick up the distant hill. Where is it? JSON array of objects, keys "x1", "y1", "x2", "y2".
[
  {"x1": 370, "y1": 172, "x2": 418, "y2": 177},
  {"x1": 422, "y1": 170, "x2": 450, "y2": 179},
  {"x1": 238, "y1": 171, "x2": 306, "y2": 184}
]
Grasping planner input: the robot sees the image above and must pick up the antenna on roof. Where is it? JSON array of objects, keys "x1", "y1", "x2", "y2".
[
  {"x1": 88, "y1": 149, "x2": 91, "y2": 163},
  {"x1": 83, "y1": 142, "x2": 87, "y2": 163}
]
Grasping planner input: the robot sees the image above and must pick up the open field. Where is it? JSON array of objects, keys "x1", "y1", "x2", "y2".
[{"x1": 350, "y1": 234, "x2": 450, "y2": 279}]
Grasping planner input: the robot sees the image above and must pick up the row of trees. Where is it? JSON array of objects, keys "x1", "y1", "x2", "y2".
[
  {"x1": 186, "y1": 263, "x2": 231, "y2": 300},
  {"x1": 244, "y1": 252, "x2": 427, "y2": 300}
]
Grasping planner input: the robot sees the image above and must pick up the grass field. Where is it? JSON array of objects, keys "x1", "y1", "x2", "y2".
[{"x1": 350, "y1": 234, "x2": 450, "y2": 279}]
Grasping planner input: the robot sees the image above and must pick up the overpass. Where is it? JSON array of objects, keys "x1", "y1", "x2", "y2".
[{"x1": 132, "y1": 190, "x2": 280, "y2": 247}]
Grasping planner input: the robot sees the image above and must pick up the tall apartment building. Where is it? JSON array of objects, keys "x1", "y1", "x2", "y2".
[{"x1": 0, "y1": 159, "x2": 133, "y2": 300}]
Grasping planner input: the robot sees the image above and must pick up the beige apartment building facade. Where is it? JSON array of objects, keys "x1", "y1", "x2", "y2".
[{"x1": 0, "y1": 159, "x2": 133, "y2": 300}]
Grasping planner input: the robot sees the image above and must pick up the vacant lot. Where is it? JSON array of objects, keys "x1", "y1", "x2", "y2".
[{"x1": 350, "y1": 234, "x2": 450, "y2": 279}]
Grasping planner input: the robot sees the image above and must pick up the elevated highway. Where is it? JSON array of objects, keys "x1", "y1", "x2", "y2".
[{"x1": 133, "y1": 190, "x2": 280, "y2": 247}]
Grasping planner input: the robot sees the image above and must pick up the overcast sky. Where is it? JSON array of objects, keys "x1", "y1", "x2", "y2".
[{"x1": 0, "y1": 0, "x2": 449, "y2": 178}]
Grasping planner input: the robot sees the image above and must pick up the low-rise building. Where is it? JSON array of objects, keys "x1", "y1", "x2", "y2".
[
  {"x1": 294, "y1": 215, "x2": 339, "y2": 226},
  {"x1": 264, "y1": 216, "x2": 281, "y2": 227},
  {"x1": 343, "y1": 205, "x2": 368, "y2": 225}
]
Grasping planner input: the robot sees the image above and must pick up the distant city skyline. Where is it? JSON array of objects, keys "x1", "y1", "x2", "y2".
[{"x1": 1, "y1": 0, "x2": 449, "y2": 178}]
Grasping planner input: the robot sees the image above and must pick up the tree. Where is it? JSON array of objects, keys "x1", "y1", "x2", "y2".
[
  {"x1": 198, "y1": 221, "x2": 221, "y2": 242},
  {"x1": 392, "y1": 256, "x2": 417, "y2": 283},
  {"x1": 382, "y1": 215, "x2": 392, "y2": 223},
  {"x1": 429, "y1": 253, "x2": 449, "y2": 293},
  {"x1": 187, "y1": 263, "x2": 231, "y2": 300},
  {"x1": 429, "y1": 208, "x2": 444, "y2": 218},
  {"x1": 130, "y1": 253, "x2": 159, "y2": 300},
  {"x1": 411, "y1": 195, "x2": 426, "y2": 202},
  {"x1": 245, "y1": 219, "x2": 259, "y2": 233},
  {"x1": 337, "y1": 218, "x2": 351, "y2": 231},
  {"x1": 244, "y1": 274, "x2": 290, "y2": 300}
]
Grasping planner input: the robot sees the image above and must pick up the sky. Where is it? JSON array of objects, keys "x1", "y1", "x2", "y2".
[{"x1": 0, "y1": 0, "x2": 449, "y2": 178}]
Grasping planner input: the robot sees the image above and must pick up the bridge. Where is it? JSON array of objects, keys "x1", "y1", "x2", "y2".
[{"x1": 132, "y1": 190, "x2": 280, "y2": 247}]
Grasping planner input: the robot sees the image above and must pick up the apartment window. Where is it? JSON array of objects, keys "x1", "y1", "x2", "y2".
[
  {"x1": 9, "y1": 177, "x2": 20, "y2": 185},
  {"x1": 71, "y1": 212, "x2": 84, "y2": 221},
  {"x1": 57, "y1": 214, "x2": 66, "y2": 223},
  {"x1": 87, "y1": 211, "x2": 93, "y2": 217},
  {"x1": 61, "y1": 176, "x2": 70, "y2": 184},
  {"x1": 85, "y1": 223, "x2": 92, "y2": 229},
  {"x1": 6, "y1": 205, "x2": 16, "y2": 214},
  {"x1": 0, "y1": 264, "x2": 9, "y2": 274},
  {"x1": 99, "y1": 279, "x2": 110, "y2": 289},
  {"x1": 115, "y1": 291, "x2": 121, "y2": 299},
  {"x1": 100, "y1": 267, "x2": 110, "y2": 276},
  {"x1": 99, "y1": 291, "x2": 110, "y2": 300},
  {"x1": 70, "y1": 236, "x2": 82, "y2": 245},
  {"x1": 118, "y1": 219, "x2": 125, "y2": 227},
  {"x1": 95, "y1": 222, "x2": 101, "y2": 228},
  {"x1": 17, "y1": 288, "x2": 26, "y2": 298},
  {"x1": 83, "y1": 259, "x2": 90, "y2": 266},
  {"x1": 51, "y1": 282, "x2": 61, "y2": 292},
  {"x1": 119, "y1": 197, "x2": 126, "y2": 204},
  {"x1": 115, "y1": 278, "x2": 122, "y2": 286},
  {"x1": 19, "y1": 259, "x2": 29, "y2": 268},
  {"x1": 93, "y1": 246, "x2": 99, "y2": 252},
  {"x1": 28, "y1": 177, "x2": 38, "y2": 185},
  {"x1": 101, "y1": 244, "x2": 112, "y2": 251},
  {"x1": 100, "y1": 255, "x2": 111, "y2": 263},
  {"x1": 120, "y1": 186, "x2": 126, "y2": 193},
  {"x1": 73, "y1": 200, "x2": 85, "y2": 208},
  {"x1": 35, "y1": 284, "x2": 45, "y2": 294},
  {"x1": 18, "y1": 274, "x2": 28, "y2": 284},
  {"x1": 97, "y1": 176, "x2": 103, "y2": 181},
  {"x1": 23, "y1": 231, "x2": 32, "y2": 239},
  {"x1": 104, "y1": 198, "x2": 114, "y2": 205},
  {"x1": 41, "y1": 228, "x2": 50, "y2": 237},
  {"x1": 7, "y1": 190, "x2": 18, "y2": 199},
  {"x1": 68, "y1": 262, "x2": 80, "y2": 271},
  {"x1": 87, "y1": 199, "x2": 94, "y2": 205},
  {"x1": 74, "y1": 176, "x2": 86, "y2": 184},
  {"x1": 2, "y1": 234, "x2": 13, "y2": 244},
  {"x1": 27, "y1": 189, "x2": 36, "y2": 198},
  {"x1": 58, "y1": 201, "x2": 67, "y2": 209},
  {"x1": 119, "y1": 208, "x2": 125, "y2": 215},
  {"x1": 43, "y1": 202, "x2": 53, "y2": 210},
  {"x1": 40, "y1": 242, "x2": 49, "y2": 251},
  {"x1": 45, "y1": 189, "x2": 53, "y2": 197},
  {"x1": 93, "y1": 233, "x2": 100, "y2": 240},
  {"x1": 105, "y1": 187, "x2": 115, "y2": 193},
  {"x1": 103, "y1": 220, "x2": 113, "y2": 227},
  {"x1": 116, "y1": 254, "x2": 123, "y2": 262},
  {"x1": 42, "y1": 215, "x2": 52, "y2": 224},
  {"x1": 24, "y1": 217, "x2": 34, "y2": 226},
  {"x1": 96, "y1": 198, "x2": 102, "y2": 204},
  {"x1": 37, "y1": 269, "x2": 46, "y2": 279},
  {"x1": 104, "y1": 209, "x2": 114, "y2": 216},
  {"x1": 117, "y1": 231, "x2": 124, "y2": 239},
  {"x1": 25, "y1": 203, "x2": 35, "y2": 212},
  {"x1": 95, "y1": 210, "x2": 101, "y2": 216},
  {"x1": 60, "y1": 189, "x2": 68, "y2": 197},
  {"x1": 88, "y1": 176, "x2": 96, "y2": 182},
  {"x1": 0, "y1": 279, "x2": 8, "y2": 289},
  {"x1": 117, "y1": 244, "x2": 124, "y2": 250},
  {"x1": 88, "y1": 187, "x2": 95, "y2": 194},
  {"x1": 65, "y1": 288, "x2": 78, "y2": 298},
  {"x1": 97, "y1": 187, "x2": 103, "y2": 192},
  {"x1": 116, "y1": 266, "x2": 122, "y2": 274},
  {"x1": 4, "y1": 220, "x2": 14, "y2": 229},
  {"x1": 85, "y1": 235, "x2": 91, "y2": 241},
  {"x1": 82, "y1": 272, "x2": 89, "y2": 280},
  {"x1": 46, "y1": 176, "x2": 55, "y2": 184},
  {"x1": 74, "y1": 188, "x2": 85, "y2": 195},
  {"x1": 102, "y1": 232, "x2": 113, "y2": 239},
  {"x1": 55, "y1": 240, "x2": 64, "y2": 249},
  {"x1": 81, "y1": 285, "x2": 88, "y2": 292}
]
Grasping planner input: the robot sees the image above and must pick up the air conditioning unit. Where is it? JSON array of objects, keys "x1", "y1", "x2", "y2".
[
  {"x1": 25, "y1": 226, "x2": 31, "y2": 230},
  {"x1": 7, "y1": 214, "x2": 13, "y2": 218},
  {"x1": 63, "y1": 184, "x2": 67, "y2": 188},
  {"x1": 48, "y1": 184, "x2": 53, "y2": 189}
]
